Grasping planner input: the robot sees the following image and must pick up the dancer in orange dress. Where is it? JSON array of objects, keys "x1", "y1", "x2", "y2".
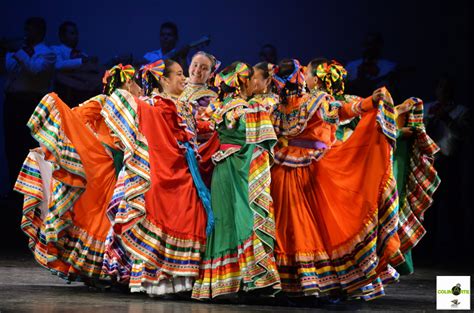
[
  {"x1": 271, "y1": 58, "x2": 401, "y2": 300},
  {"x1": 14, "y1": 64, "x2": 142, "y2": 284}
]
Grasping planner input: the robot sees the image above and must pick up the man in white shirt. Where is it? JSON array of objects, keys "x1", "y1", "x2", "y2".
[
  {"x1": 345, "y1": 33, "x2": 397, "y2": 97},
  {"x1": 143, "y1": 22, "x2": 179, "y2": 63},
  {"x1": 0, "y1": 17, "x2": 56, "y2": 187},
  {"x1": 51, "y1": 21, "x2": 101, "y2": 106},
  {"x1": 142, "y1": 22, "x2": 193, "y2": 75}
]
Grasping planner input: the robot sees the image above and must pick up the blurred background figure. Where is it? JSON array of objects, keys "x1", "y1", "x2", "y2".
[
  {"x1": 424, "y1": 75, "x2": 469, "y2": 158},
  {"x1": 0, "y1": 17, "x2": 56, "y2": 189},
  {"x1": 142, "y1": 22, "x2": 210, "y2": 75},
  {"x1": 417, "y1": 74, "x2": 471, "y2": 265},
  {"x1": 52, "y1": 21, "x2": 103, "y2": 106},
  {"x1": 345, "y1": 33, "x2": 397, "y2": 98},
  {"x1": 144, "y1": 22, "x2": 180, "y2": 63},
  {"x1": 259, "y1": 43, "x2": 277, "y2": 64}
]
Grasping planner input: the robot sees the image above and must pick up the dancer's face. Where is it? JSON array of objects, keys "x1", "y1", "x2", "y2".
[
  {"x1": 189, "y1": 54, "x2": 212, "y2": 84},
  {"x1": 240, "y1": 77, "x2": 253, "y2": 99},
  {"x1": 251, "y1": 68, "x2": 271, "y2": 95},
  {"x1": 162, "y1": 62, "x2": 186, "y2": 96},
  {"x1": 304, "y1": 63, "x2": 318, "y2": 91},
  {"x1": 60, "y1": 25, "x2": 79, "y2": 49}
]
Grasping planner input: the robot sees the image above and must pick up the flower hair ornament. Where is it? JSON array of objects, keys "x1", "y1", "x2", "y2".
[
  {"x1": 140, "y1": 59, "x2": 165, "y2": 95},
  {"x1": 102, "y1": 64, "x2": 136, "y2": 94},
  {"x1": 272, "y1": 59, "x2": 305, "y2": 93},
  {"x1": 316, "y1": 60, "x2": 347, "y2": 96},
  {"x1": 214, "y1": 62, "x2": 251, "y2": 95}
]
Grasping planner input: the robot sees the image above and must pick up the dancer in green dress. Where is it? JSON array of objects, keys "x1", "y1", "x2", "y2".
[{"x1": 192, "y1": 62, "x2": 281, "y2": 300}]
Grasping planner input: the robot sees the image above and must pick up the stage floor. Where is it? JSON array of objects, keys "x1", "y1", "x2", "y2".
[{"x1": 0, "y1": 254, "x2": 472, "y2": 312}]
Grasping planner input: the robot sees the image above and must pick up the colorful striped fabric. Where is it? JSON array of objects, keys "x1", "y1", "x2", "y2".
[
  {"x1": 102, "y1": 89, "x2": 150, "y2": 227},
  {"x1": 102, "y1": 168, "x2": 132, "y2": 283},
  {"x1": 28, "y1": 95, "x2": 86, "y2": 180},
  {"x1": 274, "y1": 92, "x2": 401, "y2": 299},
  {"x1": 210, "y1": 98, "x2": 248, "y2": 126},
  {"x1": 246, "y1": 96, "x2": 280, "y2": 294},
  {"x1": 192, "y1": 234, "x2": 281, "y2": 299},
  {"x1": 178, "y1": 84, "x2": 217, "y2": 104},
  {"x1": 176, "y1": 99, "x2": 200, "y2": 155},
  {"x1": 248, "y1": 93, "x2": 279, "y2": 113},
  {"x1": 15, "y1": 150, "x2": 53, "y2": 265},
  {"x1": 271, "y1": 91, "x2": 323, "y2": 138},
  {"x1": 276, "y1": 171, "x2": 399, "y2": 296},
  {"x1": 214, "y1": 62, "x2": 251, "y2": 89},
  {"x1": 272, "y1": 91, "x2": 333, "y2": 167},
  {"x1": 272, "y1": 59, "x2": 305, "y2": 93},
  {"x1": 395, "y1": 98, "x2": 441, "y2": 257},
  {"x1": 319, "y1": 100, "x2": 342, "y2": 125},
  {"x1": 376, "y1": 88, "x2": 398, "y2": 147},
  {"x1": 192, "y1": 96, "x2": 281, "y2": 299},
  {"x1": 15, "y1": 93, "x2": 114, "y2": 280},
  {"x1": 246, "y1": 97, "x2": 278, "y2": 146},
  {"x1": 103, "y1": 90, "x2": 206, "y2": 293}
]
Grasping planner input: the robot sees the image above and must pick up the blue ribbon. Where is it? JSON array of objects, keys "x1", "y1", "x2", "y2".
[{"x1": 181, "y1": 141, "x2": 215, "y2": 236}]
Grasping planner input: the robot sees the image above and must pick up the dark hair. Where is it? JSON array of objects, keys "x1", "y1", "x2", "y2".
[
  {"x1": 103, "y1": 70, "x2": 125, "y2": 96},
  {"x1": 103, "y1": 65, "x2": 139, "y2": 96},
  {"x1": 254, "y1": 62, "x2": 276, "y2": 93},
  {"x1": 308, "y1": 58, "x2": 329, "y2": 77},
  {"x1": 192, "y1": 51, "x2": 218, "y2": 72},
  {"x1": 25, "y1": 17, "x2": 46, "y2": 38},
  {"x1": 275, "y1": 59, "x2": 300, "y2": 102},
  {"x1": 140, "y1": 59, "x2": 178, "y2": 96},
  {"x1": 160, "y1": 22, "x2": 178, "y2": 38},
  {"x1": 217, "y1": 61, "x2": 254, "y2": 101},
  {"x1": 254, "y1": 62, "x2": 271, "y2": 79},
  {"x1": 58, "y1": 21, "x2": 77, "y2": 39}
]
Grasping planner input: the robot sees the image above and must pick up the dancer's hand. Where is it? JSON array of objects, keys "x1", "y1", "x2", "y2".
[
  {"x1": 372, "y1": 88, "x2": 385, "y2": 107},
  {"x1": 399, "y1": 127, "x2": 415, "y2": 138}
]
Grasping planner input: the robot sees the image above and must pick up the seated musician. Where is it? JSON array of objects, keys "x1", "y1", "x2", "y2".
[{"x1": 52, "y1": 21, "x2": 102, "y2": 106}]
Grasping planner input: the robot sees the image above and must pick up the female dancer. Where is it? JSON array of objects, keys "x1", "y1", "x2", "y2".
[
  {"x1": 192, "y1": 62, "x2": 281, "y2": 300},
  {"x1": 331, "y1": 62, "x2": 441, "y2": 277},
  {"x1": 179, "y1": 51, "x2": 219, "y2": 143},
  {"x1": 14, "y1": 64, "x2": 141, "y2": 284},
  {"x1": 392, "y1": 98, "x2": 441, "y2": 275},
  {"x1": 102, "y1": 59, "x2": 213, "y2": 296},
  {"x1": 250, "y1": 62, "x2": 279, "y2": 113},
  {"x1": 271, "y1": 58, "x2": 400, "y2": 300}
]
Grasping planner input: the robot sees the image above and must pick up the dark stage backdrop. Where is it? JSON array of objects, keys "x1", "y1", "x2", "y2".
[
  {"x1": 1, "y1": 0, "x2": 471, "y2": 102},
  {"x1": 1, "y1": 0, "x2": 472, "y2": 265}
]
